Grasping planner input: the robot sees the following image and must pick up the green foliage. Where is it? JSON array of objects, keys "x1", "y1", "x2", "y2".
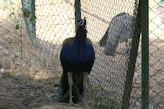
[
  {"x1": 23, "y1": 8, "x2": 30, "y2": 18},
  {"x1": 14, "y1": 55, "x2": 18, "y2": 59},
  {"x1": 29, "y1": 16, "x2": 36, "y2": 22},
  {"x1": 15, "y1": 24, "x2": 19, "y2": 29},
  {"x1": 23, "y1": 8, "x2": 37, "y2": 22},
  {"x1": 1, "y1": 0, "x2": 21, "y2": 18},
  {"x1": 1, "y1": 0, "x2": 36, "y2": 30},
  {"x1": 8, "y1": 39, "x2": 13, "y2": 44},
  {"x1": 33, "y1": 39, "x2": 37, "y2": 46}
]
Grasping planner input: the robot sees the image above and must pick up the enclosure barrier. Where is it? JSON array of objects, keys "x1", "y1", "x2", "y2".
[
  {"x1": 22, "y1": 0, "x2": 141, "y2": 108},
  {"x1": 0, "y1": 0, "x2": 163, "y2": 109}
]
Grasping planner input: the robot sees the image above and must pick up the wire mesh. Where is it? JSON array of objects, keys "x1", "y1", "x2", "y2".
[
  {"x1": 33, "y1": 0, "x2": 140, "y2": 108},
  {"x1": 80, "y1": 0, "x2": 139, "y2": 108},
  {"x1": 130, "y1": 0, "x2": 164, "y2": 109},
  {"x1": 1, "y1": 0, "x2": 139, "y2": 108},
  {"x1": 2, "y1": 0, "x2": 163, "y2": 109},
  {"x1": 149, "y1": 0, "x2": 164, "y2": 108}
]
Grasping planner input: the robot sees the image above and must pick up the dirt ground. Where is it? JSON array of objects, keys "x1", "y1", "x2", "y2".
[
  {"x1": 0, "y1": 19, "x2": 56, "y2": 109},
  {"x1": 0, "y1": 72, "x2": 92, "y2": 109}
]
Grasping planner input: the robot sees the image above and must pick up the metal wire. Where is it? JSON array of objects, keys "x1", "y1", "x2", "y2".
[
  {"x1": 33, "y1": 0, "x2": 140, "y2": 108},
  {"x1": 130, "y1": 0, "x2": 164, "y2": 109},
  {"x1": 1, "y1": 0, "x2": 163, "y2": 109}
]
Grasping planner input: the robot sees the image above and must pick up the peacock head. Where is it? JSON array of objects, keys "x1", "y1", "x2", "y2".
[
  {"x1": 77, "y1": 17, "x2": 86, "y2": 28},
  {"x1": 75, "y1": 17, "x2": 87, "y2": 42}
]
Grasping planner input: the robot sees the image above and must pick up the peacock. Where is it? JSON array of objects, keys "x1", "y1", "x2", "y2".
[
  {"x1": 99, "y1": 13, "x2": 134, "y2": 56},
  {"x1": 56, "y1": 18, "x2": 95, "y2": 104}
]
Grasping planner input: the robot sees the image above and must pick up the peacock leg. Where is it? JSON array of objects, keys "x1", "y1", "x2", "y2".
[
  {"x1": 83, "y1": 72, "x2": 89, "y2": 100},
  {"x1": 67, "y1": 72, "x2": 73, "y2": 104}
]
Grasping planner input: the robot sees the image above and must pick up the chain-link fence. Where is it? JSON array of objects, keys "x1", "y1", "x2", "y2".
[
  {"x1": 1, "y1": 0, "x2": 139, "y2": 108},
  {"x1": 148, "y1": 0, "x2": 163, "y2": 108},
  {"x1": 149, "y1": 2, "x2": 164, "y2": 108},
  {"x1": 30, "y1": 0, "x2": 140, "y2": 108},
  {"x1": 130, "y1": 0, "x2": 164, "y2": 109},
  {"x1": 0, "y1": 0, "x2": 163, "y2": 109}
]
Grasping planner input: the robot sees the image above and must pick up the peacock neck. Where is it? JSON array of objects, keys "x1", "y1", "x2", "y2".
[{"x1": 75, "y1": 28, "x2": 87, "y2": 46}]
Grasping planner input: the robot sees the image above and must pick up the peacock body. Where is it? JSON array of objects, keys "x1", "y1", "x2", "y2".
[{"x1": 57, "y1": 18, "x2": 95, "y2": 104}]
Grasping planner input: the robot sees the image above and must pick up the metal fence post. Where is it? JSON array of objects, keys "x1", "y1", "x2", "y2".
[
  {"x1": 121, "y1": 1, "x2": 141, "y2": 109},
  {"x1": 141, "y1": 0, "x2": 149, "y2": 109},
  {"x1": 75, "y1": 0, "x2": 81, "y2": 31}
]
